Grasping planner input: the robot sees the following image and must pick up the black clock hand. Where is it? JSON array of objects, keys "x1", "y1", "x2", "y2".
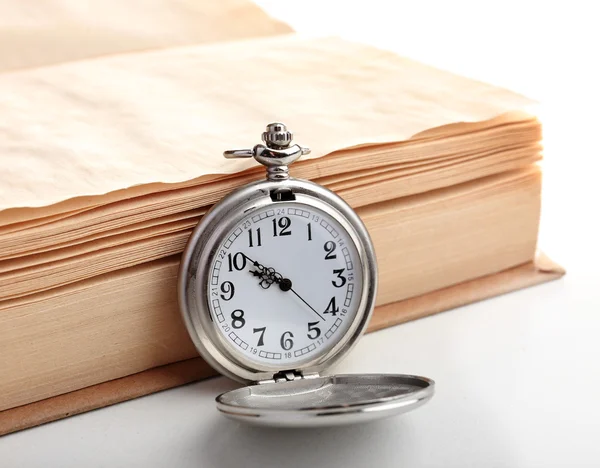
[
  {"x1": 241, "y1": 253, "x2": 325, "y2": 321},
  {"x1": 242, "y1": 254, "x2": 282, "y2": 288},
  {"x1": 241, "y1": 253, "x2": 262, "y2": 270},
  {"x1": 289, "y1": 287, "x2": 325, "y2": 321}
]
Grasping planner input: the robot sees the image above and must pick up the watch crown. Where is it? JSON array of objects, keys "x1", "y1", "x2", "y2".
[
  {"x1": 262, "y1": 123, "x2": 293, "y2": 149},
  {"x1": 223, "y1": 122, "x2": 310, "y2": 182}
]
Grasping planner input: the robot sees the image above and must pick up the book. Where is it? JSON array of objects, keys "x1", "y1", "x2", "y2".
[{"x1": 0, "y1": 10, "x2": 563, "y2": 433}]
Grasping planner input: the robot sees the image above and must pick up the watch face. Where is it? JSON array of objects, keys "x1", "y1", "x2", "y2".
[{"x1": 206, "y1": 202, "x2": 364, "y2": 368}]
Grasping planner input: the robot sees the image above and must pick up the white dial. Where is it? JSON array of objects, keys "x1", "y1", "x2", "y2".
[{"x1": 206, "y1": 202, "x2": 364, "y2": 368}]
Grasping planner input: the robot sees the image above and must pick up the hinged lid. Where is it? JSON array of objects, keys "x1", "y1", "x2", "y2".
[{"x1": 215, "y1": 373, "x2": 434, "y2": 427}]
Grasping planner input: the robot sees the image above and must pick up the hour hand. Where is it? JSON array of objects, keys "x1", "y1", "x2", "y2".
[
  {"x1": 250, "y1": 266, "x2": 281, "y2": 290},
  {"x1": 242, "y1": 254, "x2": 283, "y2": 290},
  {"x1": 241, "y1": 253, "x2": 262, "y2": 270},
  {"x1": 252, "y1": 265, "x2": 292, "y2": 293},
  {"x1": 241, "y1": 254, "x2": 265, "y2": 275}
]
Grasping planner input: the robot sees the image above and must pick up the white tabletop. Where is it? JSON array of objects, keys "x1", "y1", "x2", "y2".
[{"x1": 2, "y1": 1, "x2": 599, "y2": 466}]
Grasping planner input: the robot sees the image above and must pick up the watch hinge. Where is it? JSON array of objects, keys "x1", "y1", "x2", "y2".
[{"x1": 257, "y1": 370, "x2": 319, "y2": 384}]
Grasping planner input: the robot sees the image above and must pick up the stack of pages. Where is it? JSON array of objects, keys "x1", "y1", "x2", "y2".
[{"x1": 0, "y1": 0, "x2": 563, "y2": 434}]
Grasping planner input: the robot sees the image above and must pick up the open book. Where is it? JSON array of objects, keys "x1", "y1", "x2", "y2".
[{"x1": 0, "y1": 0, "x2": 563, "y2": 435}]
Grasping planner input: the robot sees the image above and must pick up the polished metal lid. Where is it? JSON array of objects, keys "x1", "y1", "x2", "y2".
[{"x1": 216, "y1": 373, "x2": 434, "y2": 427}]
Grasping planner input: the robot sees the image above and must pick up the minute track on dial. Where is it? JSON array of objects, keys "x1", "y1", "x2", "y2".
[{"x1": 241, "y1": 253, "x2": 326, "y2": 321}]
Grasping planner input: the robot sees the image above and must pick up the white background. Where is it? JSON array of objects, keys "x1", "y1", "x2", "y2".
[{"x1": 1, "y1": 1, "x2": 599, "y2": 466}]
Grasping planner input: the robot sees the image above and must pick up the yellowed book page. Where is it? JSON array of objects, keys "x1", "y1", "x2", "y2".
[
  {"x1": 0, "y1": 153, "x2": 541, "y2": 299},
  {"x1": 0, "y1": 117, "x2": 541, "y2": 257},
  {"x1": 0, "y1": 114, "x2": 539, "y2": 231},
  {"x1": 0, "y1": 143, "x2": 540, "y2": 263},
  {"x1": 0, "y1": 0, "x2": 292, "y2": 72},
  {"x1": 0, "y1": 35, "x2": 535, "y2": 223}
]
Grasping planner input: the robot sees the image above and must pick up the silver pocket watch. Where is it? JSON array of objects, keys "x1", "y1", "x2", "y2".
[{"x1": 178, "y1": 123, "x2": 434, "y2": 427}]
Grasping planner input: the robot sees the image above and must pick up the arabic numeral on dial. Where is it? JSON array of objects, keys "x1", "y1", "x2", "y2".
[
  {"x1": 248, "y1": 227, "x2": 262, "y2": 247},
  {"x1": 280, "y1": 331, "x2": 294, "y2": 350},
  {"x1": 227, "y1": 252, "x2": 246, "y2": 272},
  {"x1": 324, "y1": 241, "x2": 337, "y2": 260},
  {"x1": 307, "y1": 321, "x2": 321, "y2": 340},
  {"x1": 253, "y1": 327, "x2": 266, "y2": 347},
  {"x1": 332, "y1": 268, "x2": 346, "y2": 288},
  {"x1": 324, "y1": 296, "x2": 339, "y2": 316},
  {"x1": 220, "y1": 281, "x2": 235, "y2": 301},
  {"x1": 272, "y1": 217, "x2": 291, "y2": 236},
  {"x1": 231, "y1": 309, "x2": 245, "y2": 329}
]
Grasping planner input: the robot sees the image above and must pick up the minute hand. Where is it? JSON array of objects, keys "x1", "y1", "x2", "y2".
[{"x1": 289, "y1": 288, "x2": 325, "y2": 321}]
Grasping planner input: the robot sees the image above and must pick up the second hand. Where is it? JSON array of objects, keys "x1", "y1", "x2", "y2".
[{"x1": 289, "y1": 288, "x2": 325, "y2": 321}]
